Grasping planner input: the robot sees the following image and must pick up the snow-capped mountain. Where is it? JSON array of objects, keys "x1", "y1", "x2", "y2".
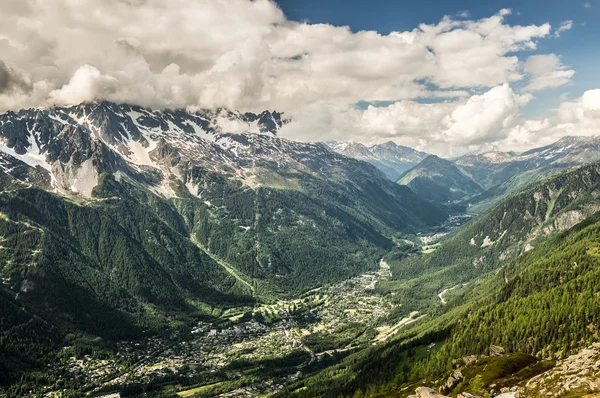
[
  {"x1": 0, "y1": 101, "x2": 345, "y2": 196},
  {"x1": 451, "y1": 136, "x2": 600, "y2": 213},
  {"x1": 0, "y1": 101, "x2": 446, "y2": 229},
  {"x1": 326, "y1": 141, "x2": 430, "y2": 181},
  {"x1": 456, "y1": 136, "x2": 600, "y2": 190},
  {"x1": 0, "y1": 102, "x2": 448, "y2": 330}
]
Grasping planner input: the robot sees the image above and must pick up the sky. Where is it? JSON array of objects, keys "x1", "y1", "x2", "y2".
[
  {"x1": 277, "y1": 0, "x2": 600, "y2": 113},
  {"x1": 1, "y1": 0, "x2": 599, "y2": 156}
]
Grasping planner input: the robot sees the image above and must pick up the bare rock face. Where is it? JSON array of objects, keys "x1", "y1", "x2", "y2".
[
  {"x1": 443, "y1": 368, "x2": 464, "y2": 391},
  {"x1": 490, "y1": 345, "x2": 506, "y2": 356},
  {"x1": 525, "y1": 343, "x2": 600, "y2": 396},
  {"x1": 555, "y1": 204, "x2": 600, "y2": 230}
]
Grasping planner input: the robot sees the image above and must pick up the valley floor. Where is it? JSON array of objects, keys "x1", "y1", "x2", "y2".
[{"x1": 41, "y1": 260, "x2": 416, "y2": 398}]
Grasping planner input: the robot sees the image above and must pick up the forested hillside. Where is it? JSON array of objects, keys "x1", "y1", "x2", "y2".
[
  {"x1": 398, "y1": 155, "x2": 483, "y2": 204},
  {"x1": 285, "y1": 161, "x2": 600, "y2": 397},
  {"x1": 379, "y1": 161, "x2": 600, "y2": 314},
  {"x1": 0, "y1": 102, "x2": 449, "y2": 391}
]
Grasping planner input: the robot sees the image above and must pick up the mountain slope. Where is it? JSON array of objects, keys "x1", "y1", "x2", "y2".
[
  {"x1": 367, "y1": 208, "x2": 600, "y2": 398},
  {"x1": 387, "y1": 160, "x2": 600, "y2": 311},
  {"x1": 457, "y1": 136, "x2": 600, "y2": 213},
  {"x1": 327, "y1": 141, "x2": 429, "y2": 180},
  {"x1": 286, "y1": 160, "x2": 600, "y2": 397},
  {"x1": 398, "y1": 155, "x2": 483, "y2": 203},
  {"x1": 0, "y1": 103, "x2": 452, "y2": 391},
  {"x1": 0, "y1": 102, "x2": 449, "y2": 386},
  {"x1": 0, "y1": 101, "x2": 448, "y2": 294}
]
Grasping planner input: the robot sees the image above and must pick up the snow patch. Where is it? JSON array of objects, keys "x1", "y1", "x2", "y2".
[
  {"x1": 0, "y1": 141, "x2": 58, "y2": 189},
  {"x1": 182, "y1": 120, "x2": 217, "y2": 142},
  {"x1": 125, "y1": 140, "x2": 159, "y2": 168}
]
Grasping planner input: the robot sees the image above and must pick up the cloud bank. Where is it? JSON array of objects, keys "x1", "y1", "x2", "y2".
[{"x1": 0, "y1": 0, "x2": 593, "y2": 155}]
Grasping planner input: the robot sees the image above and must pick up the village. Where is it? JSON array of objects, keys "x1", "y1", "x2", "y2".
[{"x1": 45, "y1": 261, "x2": 403, "y2": 397}]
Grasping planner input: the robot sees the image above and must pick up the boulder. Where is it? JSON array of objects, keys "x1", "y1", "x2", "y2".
[
  {"x1": 490, "y1": 345, "x2": 506, "y2": 356},
  {"x1": 407, "y1": 387, "x2": 450, "y2": 398}
]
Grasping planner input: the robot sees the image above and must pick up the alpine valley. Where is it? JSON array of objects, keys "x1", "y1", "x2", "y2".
[{"x1": 4, "y1": 102, "x2": 600, "y2": 398}]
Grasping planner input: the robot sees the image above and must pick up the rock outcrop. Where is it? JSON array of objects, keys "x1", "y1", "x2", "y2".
[
  {"x1": 525, "y1": 343, "x2": 600, "y2": 396},
  {"x1": 407, "y1": 387, "x2": 450, "y2": 398}
]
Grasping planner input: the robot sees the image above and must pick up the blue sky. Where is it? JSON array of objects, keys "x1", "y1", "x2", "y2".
[{"x1": 277, "y1": 0, "x2": 600, "y2": 117}]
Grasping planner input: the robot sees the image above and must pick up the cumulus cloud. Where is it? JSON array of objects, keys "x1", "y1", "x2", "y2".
[
  {"x1": 0, "y1": 1, "x2": 551, "y2": 114},
  {"x1": 499, "y1": 118, "x2": 553, "y2": 151},
  {"x1": 481, "y1": 89, "x2": 600, "y2": 153},
  {"x1": 282, "y1": 84, "x2": 532, "y2": 156},
  {"x1": 523, "y1": 54, "x2": 575, "y2": 91},
  {"x1": 556, "y1": 89, "x2": 600, "y2": 127},
  {"x1": 0, "y1": 0, "x2": 588, "y2": 156},
  {"x1": 443, "y1": 84, "x2": 532, "y2": 145},
  {"x1": 49, "y1": 65, "x2": 119, "y2": 105},
  {"x1": 284, "y1": 86, "x2": 600, "y2": 157}
]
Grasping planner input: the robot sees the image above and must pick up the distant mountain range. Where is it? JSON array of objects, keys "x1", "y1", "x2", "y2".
[
  {"x1": 331, "y1": 136, "x2": 600, "y2": 212},
  {"x1": 456, "y1": 136, "x2": 600, "y2": 212},
  {"x1": 326, "y1": 141, "x2": 429, "y2": 180},
  {"x1": 397, "y1": 155, "x2": 484, "y2": 204}
]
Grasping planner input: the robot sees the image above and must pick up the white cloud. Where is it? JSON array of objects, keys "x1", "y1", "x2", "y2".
[
  {"x1": 0, "y1": 1, "x2": 586, "y2": 156},
  {"x1": 282, "y1": 84, "x2": 532, "y2": 156},
  {"x1": 556, "y1": 89, "x2": 600, "y2": 126},
  {"x1": 523, "y1": 54, "x2": 575, "y2": 91},
  {"x1": 284, "y1": 86, "x2": 600, "y2": 157},
  {"x1": 457, "y1": 10, "x2": 470, "y2": 18},
  {"x1": 49, "y1": 65, "x2": 119, "y2": 105},
  {"x1": 553, "y1": 20, "x2": 573, "y2": 37},
  {"x1": 584, "y1": 2, "x2": 592, "y2": 8},
  {"x1": 472, "y1": 89, "x2": 600, "y2": 153},
  {"x1": 0, "y1": 2, "x2": 551, "y2": 115},
  {"x1": 499, "y1": 118, "x2": 553, "y2": 150},
  {"x1": 443, "y1": 84, "x2": 532, "y2": 145}
]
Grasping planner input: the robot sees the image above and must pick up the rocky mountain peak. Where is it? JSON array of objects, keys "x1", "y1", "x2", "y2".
[{"x1": 326, "y1": 140, "x2": 430, "y2": 180}]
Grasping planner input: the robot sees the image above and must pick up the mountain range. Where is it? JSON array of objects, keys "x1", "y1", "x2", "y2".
[
  {"x1": 331, "y1": 135, "x2": 600, "y2": 213},
  {"x1": 397, "y1": 155, "x2": 484, "y2": 204},
  {"x1": 4, "y1": 102, "x2": 600, "y2": 397},
  {"x1": 457, "y1": 136, "x2": 600, "y2": 212},
  {"x1": 0, "y1": 102, "x2": 451, "y2": 387},
  {"x1": 326, "y1": 141, "x2": 430, "y2": 181}
]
